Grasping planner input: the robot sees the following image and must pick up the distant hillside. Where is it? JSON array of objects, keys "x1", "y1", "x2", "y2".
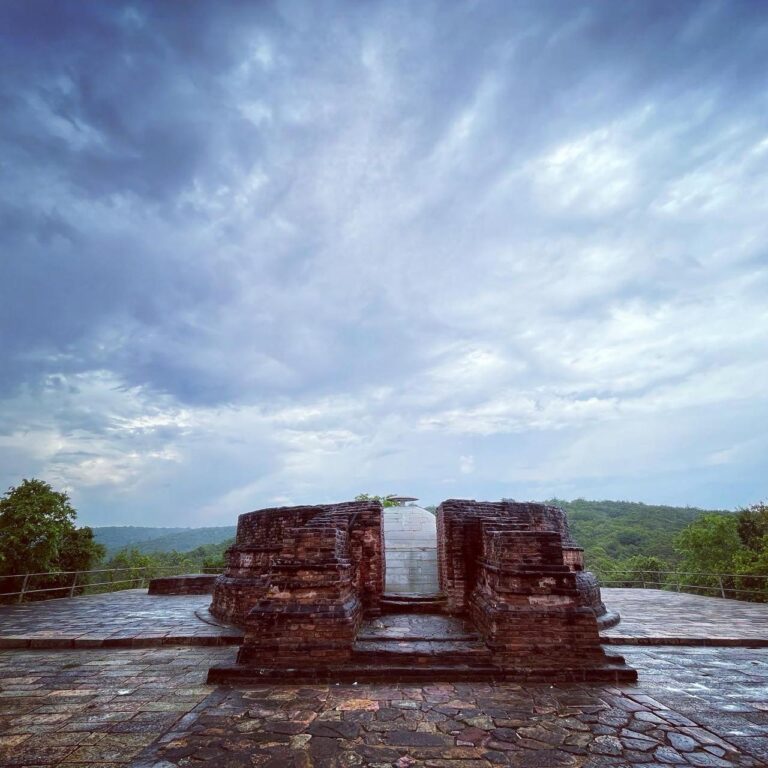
[
  {"x1": 548, "y1": 499, "x2": 731, "y2": 568},
  {"x1": 93, "y1": 499, "x2": 731, "y2": 568},
  {"x1": 93, "y1": 526, "x2": 236, "y2": 555}
]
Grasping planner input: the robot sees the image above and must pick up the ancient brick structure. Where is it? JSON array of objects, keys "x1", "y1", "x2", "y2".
[
  {"x1": 211, "y1": 500, "x2": 384, "y2": 666},
  {"x1": 438, "y1": 500, "x2": 617, "y2": 669},
  {"x1": 437, "y1": 500, "x2": 617, "y2": 628},
  {"x1": 147, "y1": 574, "x2": 217, "y2": 595},
  {"x1": 208, "y1": 497, "x2": 634, "y2": 682}
]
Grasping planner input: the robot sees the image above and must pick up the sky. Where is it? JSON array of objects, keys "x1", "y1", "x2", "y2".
[{"x1": 1, "y1": 1, "x2": 767, "y2": 527}]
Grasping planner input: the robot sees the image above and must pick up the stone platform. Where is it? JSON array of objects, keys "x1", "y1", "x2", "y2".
[
  {"x1": 0, "y1": 590, "x2": 243, "y2": 648},
  {"x1": 3, "y1": 588, "x2": 767, "y2": 649},
  {"x1": 1, "y1": 589, "x2": 768, "y2": 765},
  {"x1": 209, "y1": 499, "x2": 627, "y2": 682},
  {"x1": 601, "y1": 589, "x2": 768, "y2": 646},
  {"x1": 2, "y1": 645, "x2": 768, "y2": 766},
  {"x1": 207, "y1": 612, "x2": 636, "y2": 684}
]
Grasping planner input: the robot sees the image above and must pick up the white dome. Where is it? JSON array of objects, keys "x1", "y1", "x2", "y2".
[{"x1": 383, "y1": 504, "x2": 439, "y2": 595}]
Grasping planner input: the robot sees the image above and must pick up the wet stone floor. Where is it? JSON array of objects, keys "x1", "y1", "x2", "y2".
[
  {"x1": 3, "y1": 589, "x2": 768, "y2": 648},
  {"x1": 2, "y1": 646, "x2": 768, "y2": 767},
  {"x1": 358, "y1": 614, "x2": 478, "y2": 640},
  {"x1": 600, "y1": 590, "x2": 768, "y2": 645}
]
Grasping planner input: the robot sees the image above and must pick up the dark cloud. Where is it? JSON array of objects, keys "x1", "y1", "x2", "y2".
[{"x1": 1, "y1": 1, "x2": 767, "y2": 522}]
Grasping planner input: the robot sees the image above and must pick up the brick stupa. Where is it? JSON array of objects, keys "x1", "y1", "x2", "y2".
[{"x1": 207, "y1": 498, "x2": 635, "y2": 683}]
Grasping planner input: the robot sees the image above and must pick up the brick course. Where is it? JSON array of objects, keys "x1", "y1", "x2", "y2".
[
  {"x1": 147, "y1": 574, "x2": 217, "y2": 595},
  {"x1": 210, "y1": 500, "x2": 384, "y2": 666}
]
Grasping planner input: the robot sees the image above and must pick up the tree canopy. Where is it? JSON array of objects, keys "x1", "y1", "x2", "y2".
[
  {"x1": 355, "y1": 493, "x2": 398, "y2": 507},
  {"x1": 0, "y1": 478, "x2": 104, "y2": 578}
]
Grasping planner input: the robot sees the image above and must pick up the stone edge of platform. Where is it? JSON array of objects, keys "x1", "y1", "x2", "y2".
[
  {"x1": 601, "y1": 636, "x2": 768, "y2": 647},
  {"x1": 0, "y1": 634, "x2": 244, "y2": 650},
  {"x1": 205, "y1": 662, "x2": 639, "y2": 685},
  {"x1": 2, "y1": 634, "x2": 766, "y2": 650}
]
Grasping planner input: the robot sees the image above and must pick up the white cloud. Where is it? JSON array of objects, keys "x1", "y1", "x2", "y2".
[
  {"x1": 531, "y1": 128, "x2": 638, "y2": 214},
  {"x1": 2, "y1": 1, "x2": 768, "y2": 521},
  {"x1": 459, "y1": 454, "x2": 475, "y2": 475}
]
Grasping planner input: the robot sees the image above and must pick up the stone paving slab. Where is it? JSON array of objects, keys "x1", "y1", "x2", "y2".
[
  {"x1": 601, "y1": 589, "x2": 768, "y2": 646},
  {"x1": 0, "y1": 590, "x2": 242, "y2": 649},
  {"x1": 1, "y1": 588, "x2": 767, "y2": 650},
  {"x1": 358, "y1": 614, "x2": 479, "y2": 641},
  {"x1": 2, "y1": 645, "x2": 768, "y2": 766}
]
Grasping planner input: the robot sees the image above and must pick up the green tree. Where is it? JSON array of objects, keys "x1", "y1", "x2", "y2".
[
  {"x1": 675, "y1": 513, "x2": 741, "y2": 596},
  {"x1": 355, "y1": 493, "x2": 398, "y2": 507},
  {"x1": 732, "y1": 502, "x2": 768, "y2": 601},
  {"x1": 0, "y1": 478, "x2": 104, "y2": 574},
  {"x1": 736, "y1": 502, "x2": 768, "y2": 552},
  {"x1": 0, "y1": 479, "x2": 104, "y2": 600},
  {"x1": 107, "y1": 547, "x2": 153, "y2": 571},
  {"x1": 604, "y1": 555, "x2": 671, "y2": 588},
  {"x1": 675, "y1": 513, "x2": 740, "y2": 574},
  {"x1": 675, "y1": 515, "x2": 741, "y2": 573}
]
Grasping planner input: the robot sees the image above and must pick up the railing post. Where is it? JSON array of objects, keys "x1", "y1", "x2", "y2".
[
  {"x1": 17, "y1": 573, "x2": 30, "y2": 604},
  {"x1": 69, "y1": 571, "x2": 78, "y2": 598},
  {"x1": 718, "y1": 575, "x2": 726, "y2": 599}
]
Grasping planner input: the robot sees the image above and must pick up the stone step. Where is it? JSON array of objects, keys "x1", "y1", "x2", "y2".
[
  {"x1": 382, "y1": 593, "x2": 444, "y2": 601},
  {"x1": 380, "y1": 594, "x2": 447, "y2": 614},
  {"x1": 352, "y1": 638, "x2": 492, "y2": 666},
  {"x1": 207, "y1": 659, "x2": 638, "y2": 684},
  {"x1": 356, "y1": 631, "x2": 480, "y2": 642}
]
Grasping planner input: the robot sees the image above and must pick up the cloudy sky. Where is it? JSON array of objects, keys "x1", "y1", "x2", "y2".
[{"x1": 1, "y1": 1, "x2": 767, "y2": 526}]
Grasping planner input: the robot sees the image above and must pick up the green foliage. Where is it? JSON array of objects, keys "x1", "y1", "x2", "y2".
[
  {"x1": 58, "y1": 527, "x2": 104, "y2": 573},
  {"x1": 355, "y1": 493, "x2": 398, "y2": 507},
  {"x1": 548, "y1": 498, "x2": 728, "y2": 568},
  {"x1": 675, "y1": 513, "x2": 741, "y2": 574},
  {"x1": 92, "y1": 526, "x2": 190, "y2": 553},
  {"x1": 599, "y1": 555, "x2": 672, "y2": 588},
  {"x1": 736, "y1": 502, "x2": 768, "y2": 552},
  {"x1": 0, "y1": 478, "x2": 105, "y2": 574},
  {"x1": 92, "y1": 526, "x2": 236, "y2": 555},
  {"x1": 92, "y1": 538, "x2": 234, "y2": 592},
  {"x1": 672, "y1": 502, "x2": 768, "y2": 601},
  {"x1": 0, "y1": 479, "x2": 104, "y2": 601},
  {"x1": 107, "y1": 547, "x2": 154, "y2": 571}
]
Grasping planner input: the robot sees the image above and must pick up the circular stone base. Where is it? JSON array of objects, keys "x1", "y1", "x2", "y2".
[{"x1": 597, "y1": 609, "x2": 621, "y2": 630}]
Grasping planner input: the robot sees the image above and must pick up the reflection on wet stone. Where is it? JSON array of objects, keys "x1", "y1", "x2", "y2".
[{"x1": 1, "y1": 645, "x2": 767, "y2": 767}]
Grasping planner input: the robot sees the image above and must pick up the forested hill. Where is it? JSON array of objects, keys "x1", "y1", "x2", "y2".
[
  {"x1": 93, "y1": 499, "x2": 732, "y2": 566},
  {"x1": 549, "y1": 499, "x2": 732, "y2": 568},
  {"x1": 93, "y1": 526, "x2": 236, "y2": 555}
]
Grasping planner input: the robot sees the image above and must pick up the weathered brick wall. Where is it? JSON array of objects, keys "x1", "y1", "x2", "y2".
[
  {"x1": 347, "y1": 505, "x2": 385, "y2": 615},
  {"x1": 148, "y1": 574, "x2": 217, "y2": 595},
  {"x1": 210, "y1": 505, "x2": 316, "y2": 624},
  {"x1": 236, "y1": 524, "x2": 361, "y2": 665},
  {"x1": 148, "y1": 573, "x2": 216, "y2": 595},
  {"x1": 438, "y1": 499, "x2": 607, "y2": 620},
  {"x1": 468, "y1": 527, "x2": 604, "y2": 662},
  {"x1": 563, "y1": 546, "x2": 585, "y2": 571},
  {"x1": 210, "y1": 500, "x2": 384, "y2": 665},
  {"x1": 437, "y1": 502, "x2": 480, "y2": 613},
  {"x1": 212, "y1": 497, "x2": 622, "y2": 674}
]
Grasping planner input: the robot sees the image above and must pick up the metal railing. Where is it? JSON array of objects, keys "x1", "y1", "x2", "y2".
[
  {"x1": 0, "y1": 566, "x2": 223, "y2": 603},
  {"x1": 594, "y1": 569, "x2": 768, "y2": 602},
  {"x1": 4, "y1": 566, "x2": 768, "y2": 604}
]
